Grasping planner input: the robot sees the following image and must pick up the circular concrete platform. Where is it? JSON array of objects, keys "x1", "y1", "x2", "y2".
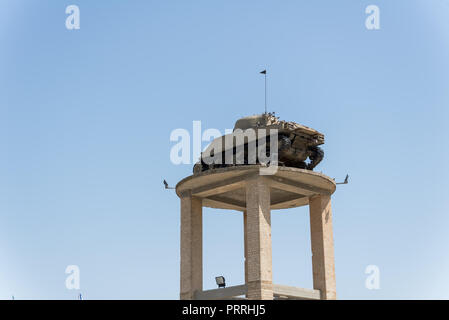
[{"x1": 176, "y1": 165, "x2": 336, "y2": 211}]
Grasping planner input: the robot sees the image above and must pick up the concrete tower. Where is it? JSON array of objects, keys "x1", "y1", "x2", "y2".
[{"x1": 176, "y1": 165, "x2": 336, "y2": 300}]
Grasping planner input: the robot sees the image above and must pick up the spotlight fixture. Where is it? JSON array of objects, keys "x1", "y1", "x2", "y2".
[{"x1": 215, "y1": 276, "x2": 226, "y2": 288}]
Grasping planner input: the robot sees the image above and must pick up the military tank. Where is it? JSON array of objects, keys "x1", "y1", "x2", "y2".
[{"x1": 193, "y1": 113, "x2": 324, "y2": 174}]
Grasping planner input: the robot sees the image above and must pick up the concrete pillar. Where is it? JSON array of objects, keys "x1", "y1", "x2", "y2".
[
  {"x1": 309, "y1": 194, "x2": 336, "y2": 300},
  {"x1": 243, "y1": 210, "x2": 248, "y2": 285},
  {"x1": 180, "y1": 194, "x2": 203, "y2": 300},
  {"x1": 245, "y1": 177, "x2": 273, "y2": 300}
]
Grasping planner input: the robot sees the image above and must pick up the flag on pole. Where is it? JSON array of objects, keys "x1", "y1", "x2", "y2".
[{"x1": 260, "y1": 70, "x2": 266, "y2": 74}]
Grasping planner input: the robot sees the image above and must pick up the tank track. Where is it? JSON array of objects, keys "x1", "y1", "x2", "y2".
[
  {"x1": 306, "y1": 146, "x2": 324, "y2": 170},
  {"x1": 193, "y1": 142, "x2": 324, "y2": 174}
]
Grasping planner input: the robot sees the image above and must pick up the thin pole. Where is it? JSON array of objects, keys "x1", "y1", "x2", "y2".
[
  {"x1": 264, "y1": 72, "x2": 267, "y2": 114},
  {"x1": 260, "y1": 69, "x2": 267, "y2": 114}
]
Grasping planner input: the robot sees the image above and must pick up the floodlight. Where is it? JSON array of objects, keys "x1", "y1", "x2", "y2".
[{"x1": 215, "y1": 276, "x2": 226, "y2": 288}]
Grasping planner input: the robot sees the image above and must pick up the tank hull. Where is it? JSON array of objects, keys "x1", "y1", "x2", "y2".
[{"x1": 193, "y1": 113, "x2": 325, "y2": 175}]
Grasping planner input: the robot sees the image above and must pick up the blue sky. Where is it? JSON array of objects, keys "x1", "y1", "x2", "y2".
[{"x1": 1, "y1": 0, "x2": 448, "y2": 299}]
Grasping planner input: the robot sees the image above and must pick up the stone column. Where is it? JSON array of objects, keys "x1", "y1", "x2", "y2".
[
  {"x1": 309, "y1": 194, "x2": 336, "y2": 300},
  {"x1": 180, "y1": 194, "x2": 203, "y2": 300},
  {"x1": 243, "y1": 210, "x2": 248, "y2": 285},
  {"x1": 245, "y1": 177, "x2": 273, "y2": 300}
]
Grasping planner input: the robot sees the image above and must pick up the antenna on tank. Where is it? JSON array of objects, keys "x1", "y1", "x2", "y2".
[{"x1": 260, "y1": 69, "x2": 267, "y2": 114}]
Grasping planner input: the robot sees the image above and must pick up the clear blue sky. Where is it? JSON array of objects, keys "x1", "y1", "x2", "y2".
[{"x1": 1, "y1": 0, "x2": 448, "y2": 299}]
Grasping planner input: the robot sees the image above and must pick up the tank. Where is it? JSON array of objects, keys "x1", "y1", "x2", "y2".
[{"x1": 193, "y1": 113, "x2": 324, "y2": 174}]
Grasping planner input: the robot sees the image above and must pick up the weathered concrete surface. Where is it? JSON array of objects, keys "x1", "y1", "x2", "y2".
[
  {"x1": 176, "y1": 165, "x2": 336, "y2": 211},
  {"x1": 243, "y1": 211, "x2": 248, "y2": 284},
  {"x1": 176, "y1": 165, "x2": 337, "y2": 300},
  {"x1": 180, "y1": 195, "x2": 203, "y2": 300},
  {"x1": 195, "y1": 285, "x2": 247, "y2": 300},
  {"x1": 309, "y1": 194, "x2": 336, "y2": 300},
  {"x1": 195, "y1": 284, "x2": 320, "y2": 300},
  {"x1": 245, "y1": 176, "x2": 273, "y2": 300},
  {"x1": 273, "y1": 284, "x2": 320, "y2": 300}
]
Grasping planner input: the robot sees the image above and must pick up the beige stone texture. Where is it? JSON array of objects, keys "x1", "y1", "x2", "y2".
[
  {"x1": 309, "y1": 194, "x2": 336, "y2": 299},
  {"x1": 243, "y1": 211, "x2": 248, "y2": 285},
  {"x1": 180, "y1": 195, "x2": 202, "y2": 300},
  {"x1": 245, "y1": 176, "x2": 273, "y2": 300},
  {"x1": 176, "y1": 166, "x2": 337, "y2": 300}
]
